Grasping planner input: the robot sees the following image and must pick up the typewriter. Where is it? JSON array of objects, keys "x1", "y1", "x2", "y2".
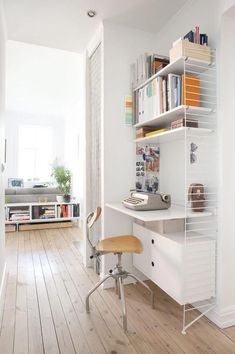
[{"x1": 122, "y1": 191, "x2": 171, "y2": 211}]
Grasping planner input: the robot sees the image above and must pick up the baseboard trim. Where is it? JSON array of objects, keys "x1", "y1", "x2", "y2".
[
  {"x1": 206, "y1": 306, "x2": 235, "y2": 329},
  {"x1": 0, "y1": 263, "x2": 7, "y2": 320}
]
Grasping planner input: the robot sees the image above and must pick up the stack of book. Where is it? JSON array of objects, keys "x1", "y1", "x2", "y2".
[
  {"x1": 135, "y1": 73, "x2": 200, "y2": 125},
  {"x1": 40, "y1": 206, "x2": 55, "y2": 219},
  {"x1": 7, "y1": 208, "x2": 30, "y2": 221}
]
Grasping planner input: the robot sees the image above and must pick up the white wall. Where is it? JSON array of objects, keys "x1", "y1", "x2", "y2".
[
  {"x1": 6, "y1": 40, "x2": 82, "y2": 116},
  {"x1": 0, "y1": 0, "x2": 6, "y2": 306},
  {"x1": 152, "y1": 0, "x2": 220, "y2": 56},
  {"x1": 101, "y1": 22, "x2": 162, "y2": 276}
]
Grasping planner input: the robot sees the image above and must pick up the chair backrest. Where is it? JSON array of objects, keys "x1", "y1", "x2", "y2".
[
  {"x1": 87, "y1": 206, "x2": 102, "y2": 229},
  {"x1": 86, "y1": 207, "x2": 102, "y2": 251}
]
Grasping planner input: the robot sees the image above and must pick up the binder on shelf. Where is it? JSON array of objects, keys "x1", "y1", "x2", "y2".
[
  {"x1": 138, "y1": 88, "x2": 142, "y2": 123},
  {"x1": 152, "y1": 78, "x2": 158, "y2": 118},
  {"x1": 141, "y1": 87, "x2": 145, "y2": 123},
  {"x1": 167, "y1": 74, "x2": 181, "y2": 111},
  {"x1": 162, "y1": 78, "x2": 167, "y2": 113},
  {"x1": 156, "y1": 77, "x2": 163, "y2": 115},
  {"x1": 182, "y1": 74, "x2": 200, "y2": 107}
]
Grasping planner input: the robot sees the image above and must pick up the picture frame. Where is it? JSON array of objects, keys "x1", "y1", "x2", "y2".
[{"x1": 8, "y1": 178, "x2": 24, "y2": 188}]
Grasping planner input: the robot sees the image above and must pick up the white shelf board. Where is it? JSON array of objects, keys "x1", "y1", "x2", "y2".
[
  {"x1": 135, "y1": 127, "x2": 214, "y2": 144},
  {"x1": 134, "y1": 56, "x2": 213, "y2": 92},
  {"x1": 5, "y1": 201, "x2": 79, "y2": 207},
  {"x1": 5, "y1": 217, "x2": 79, "y2": 224},
  {"x1": 134, "y1": 105, "x2": 212, "y2": 129},
  {"x1": 106, "y1": 202, "x2": 213, "y2": 222}
]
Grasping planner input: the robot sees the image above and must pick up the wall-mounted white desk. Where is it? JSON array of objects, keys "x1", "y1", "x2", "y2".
[{"x1": 106, "y1": 202, "x2": 213, "y2": 222}]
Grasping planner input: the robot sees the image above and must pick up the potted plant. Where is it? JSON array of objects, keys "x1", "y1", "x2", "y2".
[{"x1": 51, "y1": 165, "x2": 72, "y2": 203}]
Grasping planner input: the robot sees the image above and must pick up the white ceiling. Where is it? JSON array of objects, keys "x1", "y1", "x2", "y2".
[{"x1": 4, "y1": 0, "x2": 188, "y2": 53}]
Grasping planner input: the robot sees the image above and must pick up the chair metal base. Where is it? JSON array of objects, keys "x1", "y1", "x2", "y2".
[{"x1": 85, "y1": 254, "x2": 154, "y2": 332}]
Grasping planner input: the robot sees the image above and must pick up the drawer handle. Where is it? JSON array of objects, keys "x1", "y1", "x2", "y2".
[
  {"x1": 151, "y1": 239, "x2": 154, "y2": 244},
  {"x1": 151, "y1": 261, "x2": 155, "y2": 267}
]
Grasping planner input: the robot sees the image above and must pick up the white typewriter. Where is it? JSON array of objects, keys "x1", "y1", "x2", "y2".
[{"x1": 122, "y1": 191, "x2": 171, "y2": 211}]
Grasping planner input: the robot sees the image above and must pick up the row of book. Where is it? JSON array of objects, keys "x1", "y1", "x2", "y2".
[
  {"x1": 130, "y1": 53, "x2": 169, "y2": 88},
  {"x1": 57, "y1": 204, "x2": 79, "y2": 218},
  {"x1": 32, "y1": 206, "x2": 55, "y2": 219},
  {"x1": 134, "y1": 73, "x2": 200, "y2": 125}
]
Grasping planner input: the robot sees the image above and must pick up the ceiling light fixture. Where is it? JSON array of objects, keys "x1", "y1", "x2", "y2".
[{"x1": 87, "y1": 10, "x2": 96, "y2": 18}]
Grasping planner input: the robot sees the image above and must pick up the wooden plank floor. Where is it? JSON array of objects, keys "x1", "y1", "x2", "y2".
[{"x1": 0, "y1": 228, "x2": 235, "y2": 354}]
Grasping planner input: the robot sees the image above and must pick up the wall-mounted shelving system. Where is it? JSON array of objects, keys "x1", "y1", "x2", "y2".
[{"x1": 132, "y1": 48, "x2": 217, "y2": 333}]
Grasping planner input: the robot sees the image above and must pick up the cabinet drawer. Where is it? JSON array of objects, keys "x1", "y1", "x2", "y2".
[{"x1": 133, "y1": 223, "x2": 151, "y2": 277}]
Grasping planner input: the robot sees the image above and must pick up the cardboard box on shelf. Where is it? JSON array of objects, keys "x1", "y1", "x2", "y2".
[{"x1": 170, "y1": 40, "x2": 211, "y2": 64}]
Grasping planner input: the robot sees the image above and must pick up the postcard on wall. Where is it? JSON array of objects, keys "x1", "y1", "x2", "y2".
[
  {"x1": 136, "y1": 144, "x2": 160, "y2": 193},
  {"x1": 124, "y1": 95, "x2": 133, "y2": 125}
]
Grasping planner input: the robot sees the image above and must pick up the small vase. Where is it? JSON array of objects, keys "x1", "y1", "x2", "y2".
[
  {"x1": 63, "y1": 195, "x2": 71, "y2": 203},
  {"x1": 56, "y1": 195, "x2": 64, "y2": 203}
]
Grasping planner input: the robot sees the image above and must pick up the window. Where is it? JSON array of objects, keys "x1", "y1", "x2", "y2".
[{"x1": 18, "y1": 125, "x2": 53, "y2": 181}]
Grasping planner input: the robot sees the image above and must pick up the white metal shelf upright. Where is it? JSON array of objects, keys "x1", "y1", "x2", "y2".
[{"x1": 182, "y1": 47, "x2": 217, "y2": 334}]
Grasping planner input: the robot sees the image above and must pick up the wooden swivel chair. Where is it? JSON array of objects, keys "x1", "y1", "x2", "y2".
[{"x1": 86, "y1": 207, "x2": 154, "y2": 332}]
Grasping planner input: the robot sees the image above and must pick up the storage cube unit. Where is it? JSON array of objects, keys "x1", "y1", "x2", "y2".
[
  {"x1": 133, "y1": 222, "x2": 216, "y2": 305},
  {"x1": 5, "y1": 201, "x2": 80, "y2": 231}
]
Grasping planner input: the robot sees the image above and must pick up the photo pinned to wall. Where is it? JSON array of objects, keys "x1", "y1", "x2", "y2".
[
  {"x1": 124, "y1": 95, "x2": 133, "y2": 125},
  {"x1": 136, "y1": 144, "x2": 160, "y2": 193},
  {"x1": 190, "y1": 142, "x2": 198, "y2": 164}
]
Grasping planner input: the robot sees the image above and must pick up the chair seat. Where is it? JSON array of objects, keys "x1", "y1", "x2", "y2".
[{"x1": 96, "y1": 235, "x2": 143, "y2": 254}]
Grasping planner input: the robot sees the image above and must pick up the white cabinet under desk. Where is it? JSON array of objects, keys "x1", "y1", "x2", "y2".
[
  {"x1": 106, "y1": 202, "x2": 216, "y2": 307},
  {"x1": 133, "y1": 222, "x2": 216, "y2": 306}
]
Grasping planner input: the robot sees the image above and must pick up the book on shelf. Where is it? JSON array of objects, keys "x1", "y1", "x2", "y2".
[
  {"x1": 144, "y1": 128, "x2": 169, "y2": 137},
  {"x1": 57, "y1": 204, "x2": 75, "y2": 218},
  {"x1": 134, "y1": 70, "x2": 201, "y2": 124},
  {"x1": 73, "y1": 204, "x2": 79, "y2": 217},
  {"x1": 183, "y1": 26, "x2": 208, "y2": 46},
  {"x1": 131, "y1": 53, "x2": 169, "y2": 88},
  {"x1": 167, "y1": 74, "x2": 181, "y2": 111},
  {"x1": 171, "y1": 118, "x2": 198, "y2": 129},
  {"x1": 10, "y1": 214, "x2": 30, "y2": 221}
]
